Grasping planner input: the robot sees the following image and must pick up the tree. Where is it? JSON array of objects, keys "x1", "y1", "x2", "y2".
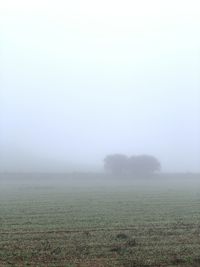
[
  {"x1": 104, "y1": 154, "x2": 161, "y2": 175},
  {"x1": 128, "y1": 155, "x2": 161, "y2": 174},
  {"x1": 104, "y1": 154, "x2": 128, "y2": 174}
]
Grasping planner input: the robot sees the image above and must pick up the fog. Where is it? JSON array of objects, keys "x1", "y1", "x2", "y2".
[{"x1": 1, "y1": 0, "x2": 200, "y2": 173}]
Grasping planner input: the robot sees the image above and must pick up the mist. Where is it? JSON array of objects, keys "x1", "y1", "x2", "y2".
[{"x1": 1, "y1": 0, "x2": 200, "y2": 173}]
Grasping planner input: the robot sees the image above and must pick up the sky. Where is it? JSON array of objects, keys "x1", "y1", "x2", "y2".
[{"x1": 0, "y1": 0, "x2": 200, "y2": 172}]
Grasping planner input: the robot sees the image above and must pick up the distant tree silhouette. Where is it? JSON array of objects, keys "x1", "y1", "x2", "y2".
[
  {"x1": 104, "y1": 154, "x2": 128, "y2": 174},
  {"x1": 128, "y1": 155, "x2": 161, "y2": 174},
  {"x1": 104, "y1": 154, "x2": 161, "y2": 175}
]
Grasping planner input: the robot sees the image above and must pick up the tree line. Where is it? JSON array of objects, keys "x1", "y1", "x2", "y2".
[{"x1": 104, "y1": 154, "x2": 161, "y2": 175}]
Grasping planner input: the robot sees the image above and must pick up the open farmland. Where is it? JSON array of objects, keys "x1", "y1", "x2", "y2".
[{"x1": 1, "y1": 174, "x2": 200, "y2": 267}]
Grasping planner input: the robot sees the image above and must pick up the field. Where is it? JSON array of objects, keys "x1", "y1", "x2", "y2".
[{"x1": 1, "y1": 173, "x2": 200, "y2": 267}]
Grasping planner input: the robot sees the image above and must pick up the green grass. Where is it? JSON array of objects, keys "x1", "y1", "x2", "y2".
[{"x1": 1, "y1": 174, "x2": 200, "y2": 266}]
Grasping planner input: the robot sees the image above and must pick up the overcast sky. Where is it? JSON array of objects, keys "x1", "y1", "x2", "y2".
[{"x1": 0, "y1": 0, "x2": 200, "y2": 172}]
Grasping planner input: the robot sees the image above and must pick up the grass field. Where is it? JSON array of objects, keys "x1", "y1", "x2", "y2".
[{"x1": 1, "y1": 173, "x2": 200, "y2": 267}]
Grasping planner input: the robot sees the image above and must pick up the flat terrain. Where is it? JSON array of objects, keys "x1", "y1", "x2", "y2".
[{"x1": 1, "y1": 173, "x2": 200, "y2": 267}]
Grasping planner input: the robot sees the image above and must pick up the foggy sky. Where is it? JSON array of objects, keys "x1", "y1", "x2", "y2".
[{"x1": 0, "y1": 0, "x2": 200, "y2": 172}]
